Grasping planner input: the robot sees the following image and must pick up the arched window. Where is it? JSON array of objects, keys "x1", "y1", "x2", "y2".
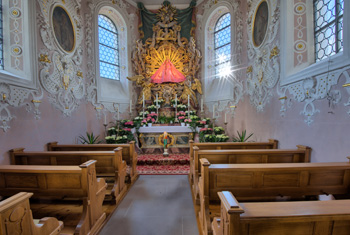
[
  {"x1": 214, "y1": 13, "x2": 231, "y2": 79},
  {"x1": 314, "y1": 0, "x2": 344, "y2": 62},
  {"x1": 98, "y1": 14, "x2": 120, "y2": 80}
]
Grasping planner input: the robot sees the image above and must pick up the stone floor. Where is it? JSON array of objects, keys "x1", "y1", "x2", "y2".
[{"x1": 99, "y1": 175, "x2": 199, "y2": 235}]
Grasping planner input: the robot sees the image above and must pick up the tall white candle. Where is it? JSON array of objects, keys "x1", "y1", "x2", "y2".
[
  {"x1": 224, "y1": 112, "x2": 227, "y2": 123},
  {"x1": 104, "y1": 114, "x2": 107, "y2": 125},
  {"x1": 188, "y1": 95, "x2": 190, "y2": 107},
  {"x1": 143, "y1": 93, "x2": 145, "y2": 108},
  {"x1": 175, "y1": 94, "x2": 177, "y2": 106},
  {"x1": 213, "y1": 105, "x2": 215, "y2": 118},
  {"x1": 118, "y1": 106, "x2": 120, "y2": 120},
  {"x1": 201, "y1": 98, "x2": 203, "y2": 112},
  {"x1": 156, "y1": 93, "x2": 158, "y2": 107},
  {"x1": 130, "y1": 99, "x2": 132, "y2": 113}
]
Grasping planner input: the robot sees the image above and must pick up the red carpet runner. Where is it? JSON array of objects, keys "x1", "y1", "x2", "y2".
[{"x1": 136, "y1": 154, "x2": 190, "y2": 175}]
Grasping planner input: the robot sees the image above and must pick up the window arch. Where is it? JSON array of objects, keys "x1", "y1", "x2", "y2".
[
  {"x1": 214, "y1": 13, "x2": 231, "y2": 79},
  {"x1": 98, "y1": 14, "x2": 120, "y2": 80}
]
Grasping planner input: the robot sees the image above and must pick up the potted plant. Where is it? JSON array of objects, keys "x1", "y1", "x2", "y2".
[
  {"x1": 214, "y1": 126, "x2": 225, "y2": 135},
  {"x1": 147, "y1": 104, "x2": 157, "y2": 113},
  {"x1": 178, "y1": 116, "x2": 185, "y2": 125},
  {"x1": 79, "y1": 132, "x2": 102, "y2": 144},
  {"x1": 141, "y1": 119, "x2": 147, "y2": 127},
  {"x1": 176, "y1": 104, "x2": 187, "y2": 112},
  {"x1": 215, "y1": 134, "x2": 229, "y2": 142},
  {"x1": 232, "y1": 130, "x2": 254, "y2": 142},
  {"x1": 184, "y1": 118, "x2": 192, "y2": 127},
  {"x1": 105, "y1": 135, "x2": 116, "y2": 144}
]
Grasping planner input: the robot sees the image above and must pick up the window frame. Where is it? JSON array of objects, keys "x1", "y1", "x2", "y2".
[
  {"x1": 98, "y1": 14, "x2": 121, "y2": 81},
  {"x1": 0, "y1": 0, "x2": 38, "y2": 89},
  {"x1": 280, "y1": 0, "x2": 350, "y2": 86}
]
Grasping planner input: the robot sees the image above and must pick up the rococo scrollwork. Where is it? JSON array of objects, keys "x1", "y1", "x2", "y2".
[{"x1": 128, "y1": 2, "x2": 202, "y2": 109}]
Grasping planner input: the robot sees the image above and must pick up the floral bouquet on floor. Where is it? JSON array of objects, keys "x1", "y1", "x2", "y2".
[
  {"x1": 214, "y1": 126, "x2": 225, "y2": 135},
  {"x1": 119, "y1": 128, "x2": 132, "y2": 135},
  {"x1": 199, "y1": 127, "x2": 213, "y2": 134},
  {"x1": 120, "y1": 119, "x2": 130, "y2": 126},
  {"x1": 116, "y1": 135, "x2": 128, "y2": 144},
  {"x1": 215, "y1": 134, "x2": 229, "y2": 142},
  {"x1": 196, "y1": 120, "x2": 206, "y2": 128},
  {"x1": 189, "y1": 115, "x2": 200, "y2": 122},
  {"x1": 107, "y1": 127, "x2": 117, "y2": 136},
  {"x1": 105, "y1": 135, "x2": 117, "y2": 144},
  {"x1": 203, "y1": 134, "x2": 216, "y2": 142}
]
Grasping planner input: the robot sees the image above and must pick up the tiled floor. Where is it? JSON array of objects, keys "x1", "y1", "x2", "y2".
[{"x1": 99, "y1": 175, "x2": 199, "y2": 235}]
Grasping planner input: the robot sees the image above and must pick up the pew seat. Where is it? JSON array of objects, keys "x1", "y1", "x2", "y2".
[
  {"x1": 213, "y1": 191, "x2": 350, "y2": 235},
  {"x1": 10, "y1": 148, "x2": 127, "y2": 204},
  {"x1": 47, "y1": 141, "x2": 138, "y2": 183},
  {"x1": 0, "y1": 160, "x2": 106, "y2": 235}
]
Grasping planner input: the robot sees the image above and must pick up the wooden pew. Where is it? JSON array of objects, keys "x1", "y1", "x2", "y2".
[
  {"x1": 47, "y1": 141, "x2": 138, "y2": 183},
  {"x1": 198, "y1": 158, "x2": 350, "y2": 235},
  {"x1": 0, "y1": 192, "x2": 63, "y2": 235},
  {"x1": 10, "y1": 148, "x2": 127, "y2": 204},
  {"x1": 0, "y1": 160, "x2": 106, "y2": 235},
  {"x1": 192, "y1": 145, "x2": 311, "y2": 199},
  {"x1": 189, "y1": 139, "x2": 278, "y2": 184},
  {"x1": 213, "y1": 191, "x2": 350, "y2": 235}
]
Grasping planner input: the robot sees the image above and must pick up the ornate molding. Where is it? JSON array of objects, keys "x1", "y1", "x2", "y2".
[
  {"x1": 278, "y1": 66, "x2": 350, "y2": 125},
  {"x1": 37, "y1": 0, "x2": 85, "y2": 116},
  {"x1": 0, "y1": 83, "x2": 43, "y2": 132},
  {"x1": 246, "y1": 0, "x2": 280, "y2": 112}
]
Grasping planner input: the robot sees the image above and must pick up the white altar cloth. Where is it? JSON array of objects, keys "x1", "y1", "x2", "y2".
[{"x1": 138, "y1": 126, "x2": 192, "y2": 133}]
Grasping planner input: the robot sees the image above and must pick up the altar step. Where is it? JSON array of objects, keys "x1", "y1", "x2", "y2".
[{"x1": 136, "y1": 153, "x2": 190, "y2": 175}]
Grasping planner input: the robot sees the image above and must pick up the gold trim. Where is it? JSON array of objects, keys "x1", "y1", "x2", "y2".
[
  {"x1": 230, "y1": 105, "x2": 236, "y2": 108},
  {"x1": 39, "y1": 54, "x2": 51, "y2": 63},
  {"x1": 279, "y1": 96, "x2": 287, "y2": 100},
  {"x1": 52, "y1": 5, "x2": 76, "y2": 53},
  {"x1": 95, "y1": 107, "x2": 103, "y2": 110},
  {"x1": 139, "y1": 133, "x2": 144, "y2": 147},
  {"x1": 342, "y1": 83, "x2": 350, "y2": 87},
  {"x1": 2, "y1": 94, "x2": 6, "y2": 100},
  {"x1": 270, "y1": 46, "x2": 280, "y2": 58},
  {"x1": 158, "y1": 133, "x2": 175, "y2": 146},
  {"x1": 31, "y1": 100, "x2": 42, "y2": 103},
  {"x1": 246, "y1": 66, "x2": 253, "y2": 73},
  {"x1": 77, "y1": 71, "x2": 83, "y2": 78}
]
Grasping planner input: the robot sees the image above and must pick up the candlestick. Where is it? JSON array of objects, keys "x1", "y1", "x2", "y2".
[
  {"x1": 143, "y1": 93, "x2": 145, "y2": 108},
  {"x1": 212, "y1": 105, "x2": 215, "y2": 118},
  {"x1": 130, "y1": 99, "x2": 132, "y2": 113}
]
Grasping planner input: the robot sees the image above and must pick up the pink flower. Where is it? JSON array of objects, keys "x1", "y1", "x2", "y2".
[
  {"x1": 125, "y1": 121, "x2": 134, "y2": 125},
  {"x1": 199, "y1": 121, "x2": 206, "y2": 124},
  {"x1": 178, "y1": 116, "x2": 185, "y2": 120},
  {"x1": 185, "y1": 119, "x2": 192, "y2": 123},
  {"x1": 123, "y1": 128, "x2": 131, "y2": 131},
  {"x1": 199, "y1": 128, "x2": 207, "y2": 132},
  {"x1": 177, "y1": 111, "x2": 186, "y2": 116}
]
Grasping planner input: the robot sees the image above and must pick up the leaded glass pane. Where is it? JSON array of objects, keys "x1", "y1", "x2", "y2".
[
  {"x1": 0, "y1": 0, "x2": 3, "y2": 70},
  {"x1": 98, "y1": 14, "x2": 120, "y2": 80},
  {"x1": 214, "y1": 13, "x2": 231, "y2": 79},
  {"x1": 314, "y1": 0, "x2": 343, "y2": 62}
]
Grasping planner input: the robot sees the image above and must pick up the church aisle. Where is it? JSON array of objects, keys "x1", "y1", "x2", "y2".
[{"x1": 99, "y1": 175, "x2": 199, "y2": 235}]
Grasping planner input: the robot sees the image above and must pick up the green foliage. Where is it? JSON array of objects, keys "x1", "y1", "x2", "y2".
[
  {"x1": 232, "y1": 130, "x2": 254, "y2": 142},
  {"x1": 158, "y1": 115, "x2": 175, "y2": 124},
  {"x1": 79, "y1": 132, "x2": 102, "y2": 144}
]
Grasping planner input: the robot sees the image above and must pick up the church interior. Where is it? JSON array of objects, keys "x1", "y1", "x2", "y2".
[{"x1": 1, "y1": 0, "x2": 350, "y2": 234}]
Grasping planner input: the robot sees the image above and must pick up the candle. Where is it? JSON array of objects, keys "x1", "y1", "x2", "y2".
[
  {"x1": 118, "y1": 107, "x2": 120, "y2": 120},
  {"x1": 201, "y1": 98, "x2": 203, "y2": 112},
  {"x1": 104, "y1": 115, "x2": 107, "y2": 125},
  {"x1": 224, "y1": 113, "x2": 227, "y2": 123},
  {"x1": 175, "y1": 94, "x2": 177, "y2": 106},
  {"x1": 188, "y1": 95, "x2": 190, "y2": 106},
  {"x1": 130, "y1": 99, "x2": 132, "y2": 113},
  {"x1": 143, "y1": 93, "x2": 145, "y2": 108},
  {"x1": 156, "y1": 93, "x2": 158, "y2": 107},
  {"x1": 213, "y1": 105, "x2": 215, "y2": 118}
]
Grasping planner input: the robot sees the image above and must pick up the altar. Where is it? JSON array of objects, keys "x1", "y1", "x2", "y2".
[{"x1": 138, "y1": 125, "x2": 193, "y2": 153}]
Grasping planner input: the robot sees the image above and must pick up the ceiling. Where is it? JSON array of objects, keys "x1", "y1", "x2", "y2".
[{"x1": 127, "y1": 0, "x2": 202, "y2": 9}]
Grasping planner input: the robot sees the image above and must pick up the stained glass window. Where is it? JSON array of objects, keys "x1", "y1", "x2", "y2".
[
  {"x1": 0, "y1": 0, "x2": 3, "y2": 70},
  {"x1": 214, "y1": 13, "x2": 231, "y2": 78},
  {"x1": 314, "y1": 0, "x2": 343, "y2": 62},
  {"x1": 98, "y1": 14, "x2": 120, "y2": 80}
]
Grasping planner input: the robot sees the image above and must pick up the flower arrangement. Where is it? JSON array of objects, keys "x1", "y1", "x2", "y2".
[
  {"x1": 171, "y1": 99, "x2": 177, "y2": 105},
  {"x1": 147, "y1": 105, "x2": 157, "y2": 112},
  {"x1": 107, "y1": 127, "x2": 117, "y2": 136},
  {"x1": 177, "y1": 111, "x2": 186, "y2": 117},
  {"x1": 178, "y1": 116, "x2": 185, "y2": 122},
  {"x1": 146, "y1": 117, "x2": 156, "y2": 123},
  {"x1": 139, "y1": 111, "x2": 149, "y2": 117},
  {"x1": 214, "y1": 126, "x2": 225, "y2": 134},
  {"x1": 105, "y1": 135, "x2": 116, "y2": 144},
  {"x1": 141, "y1": 119, "x2": 148, "y2": 126},
  {"x1": 119, "y1": 128, "x2": 132, "y2": 135},
  {"x1": 116, "y1": 135, "x2": 128, "y2": 144},
  {"x1": 202, "y1": 118, "x2": 211, "y2": 124},
  {"x1": 216, "y1": 134, "x2": 229, "y2": 142},
  {"x1": 120, "y1": 119, "x2": 130, "y2": 126},
  {"x1": 199, "y1": 128, "x2": 213, "y2": 134},
  {"x1": 185, "y1": 110, "x2": 196, "y2": 116},
  {"x1": 176, "y1": 104, "x2": 187, "y2": 111},
  {"x1": 148, "y1": 112, "x2": 158, "y2": 118},
  {"x1": 184, "y1": 118, "x2": 192, "y2": 124},
  {"x1": 203, "y1": 134, "x2": 216, "y2": 142},
  {"x1": 190, "y1": 115, "x2": 200, "y2": 121},
  {"x1": 124, "y1": 121, "x2": 135, "y2": 128},
  {"x1": 196, "y1": 120, "x2": 207, "y2": 128},
  {"x1": 153, "y1": 98, "x2": 164, "y2": 106}
]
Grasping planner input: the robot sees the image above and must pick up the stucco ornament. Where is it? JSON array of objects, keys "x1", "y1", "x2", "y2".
[
  {"x1": 246, "y1": 0, "x2": 280, "y2": 112},
  {"x1": 37, "y1": 0, "x2": 84, "y2": 116},
  {"x1": 277, "y1": 67, "x2": 349, "y2": 125}
]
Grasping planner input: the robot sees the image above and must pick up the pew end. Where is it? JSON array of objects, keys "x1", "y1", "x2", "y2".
[{"x1": 0, "y1": 192, "x2": 63, "y2": 235}]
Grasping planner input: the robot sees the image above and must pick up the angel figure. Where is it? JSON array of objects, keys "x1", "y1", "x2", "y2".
[{"x1": 180, "y1": 79, "x2": 197, "y2": 107}]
